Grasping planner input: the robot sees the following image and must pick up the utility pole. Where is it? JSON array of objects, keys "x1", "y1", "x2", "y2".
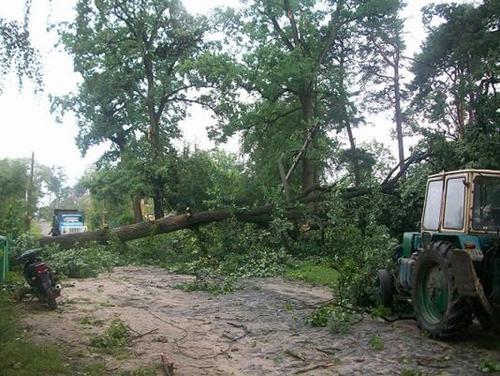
[{"x1": 25, "y1": 152, "x2": 35, "y2": 231}]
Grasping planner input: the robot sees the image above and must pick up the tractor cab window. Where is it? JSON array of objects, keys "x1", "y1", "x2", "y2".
[
  {"x1": 443, "y1": 177, "x2": 466, "y2": 229},
  {"x1": 423, "y1": 179, "x2": 443, "y2": 231},
  {"x1": 473, "y1": 177, "x2": 500, "y2": 231}
]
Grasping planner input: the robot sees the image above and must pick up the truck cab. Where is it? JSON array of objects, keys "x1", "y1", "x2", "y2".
[{"x1": 51, "y1": 209, "x2": 87, "y2": 236}]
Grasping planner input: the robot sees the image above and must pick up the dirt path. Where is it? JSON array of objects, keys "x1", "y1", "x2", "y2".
[{"x1": 21, "y1": 266, "x2": 499, "y2": 375}]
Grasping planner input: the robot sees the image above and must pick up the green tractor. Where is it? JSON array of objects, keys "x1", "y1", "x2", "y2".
[{"x1": 377, "y1": 169, "x2": 500, "y2": 338}]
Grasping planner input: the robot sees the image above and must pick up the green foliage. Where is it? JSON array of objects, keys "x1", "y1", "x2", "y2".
[
  {"x1": 479, "y1": 359, "x2": 500, "y2": 373},
  {"x1": 41, "y1": 243, "x2": 125, "y2": 279},
  {"x1": 174, "y1": 275, "x2": 237, "y2": 295},
  {"x1": 369, "y1": 335, "x2": 384, "y2": 351},
  {"x1": 411, "y1": 2, "x2": 498, "y2": 137},
  {"x1": 90, "y1": 319, "x2": 131, "y2": 355},
  {"x1": 0, "y1": 158, "x2": 70, "y2": 236},
  {"x1": 400, "y1": 370, "x2": 422, "y2": 376},
  {"x1": 323, "y1": 189, "x2": 395, "y2": 306},
  {"x1": 286, "y1": 261, "x2": 339, "y2": 286},
  {"x1": 0, "y1": 13, "x2": 42, "y2": 94},
  {"x1": 0, "y1": 291, "x2": 67, "y2": 375},
  {"x1": 120, "y1": 368, "x2": 158, "y2": 376},
  {"x1": 171, "y1": 149, "x2": 260, "y2": 211},
  {"x1": 308, "y1": 304, "x2": 358, "y2": 334},
  {"x1": 80, "y1": 363, "x2": 108, "y2": 376},
  {"x1": 0, "y1": 158, "x2": 28, "y2": 236},
  {"x1": 371, "y1": 305, "x2": 392, "y2": 318}
]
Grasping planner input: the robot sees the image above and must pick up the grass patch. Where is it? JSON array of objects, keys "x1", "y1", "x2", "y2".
[
  {"x1": 285, "y1": 261, "x2": 339, "y2": 286},
  {"x1": 90, "y1": 319, "x2": 131, "y2": 355},
  {"x1": 0, "y1": 290, "x2": 68, "y2": 375},
  {"x1": 479, "y1": 359, "x2": 500, "y2": 373},
  {"x1": 120, "y1": 367, "x2": 159, "y2": 376},
  {"x1": 173, "y1": 276, "x2": 237, "y2": 295},
  {"x1": 369, "y1": 335, "x2": 384, "y2": 351},
  {"x1": 80, "y1": 363, "x2": 107, "y2": 376},
  {"x1": 308, "y1": 304, "x2": 359, "y2": 334}
]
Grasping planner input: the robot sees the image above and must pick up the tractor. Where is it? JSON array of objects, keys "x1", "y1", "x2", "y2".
[{"x1": 377, "y1": 169, "x2": 500, "y2": 338}]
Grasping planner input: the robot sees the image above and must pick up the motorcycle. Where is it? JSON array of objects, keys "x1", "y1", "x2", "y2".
[{"x1": 17, "y1": 249, "x2": 61, "y2": 310}]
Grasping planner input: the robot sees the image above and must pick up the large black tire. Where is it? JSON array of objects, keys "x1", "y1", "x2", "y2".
[
  {"x1": 375, "y1": 269, "x2": 394, "y2": 308},
  {"x1": 412, "y1": 241, "x2": 472, "y2": 338}
]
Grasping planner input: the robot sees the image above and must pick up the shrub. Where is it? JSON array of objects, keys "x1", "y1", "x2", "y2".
[
  {"x1": 90, "y1": 319, "x2": 131, "y2": 355},
  {"x1": 41, "y1": 243, "x2": 125, "y2": 278}
]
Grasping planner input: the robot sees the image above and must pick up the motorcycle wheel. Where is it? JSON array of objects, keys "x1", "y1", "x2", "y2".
[{"x1": 41, "y1": 278, "x2": 58, "y2": 310}]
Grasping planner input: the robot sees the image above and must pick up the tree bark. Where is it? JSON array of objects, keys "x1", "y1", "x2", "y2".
[
  {"x1": 345, "y1": 122, "x2": 361, "y2": 186},
  {"x1": 132, "y1": 195, "x2": 143, "y2": 223},
  {"x1": 300, "y1": 94, "x2": 318, "y2": 195},
  {"x1": 153, "y1": 185, "x2": 165, "y2": 220},
  {"x1": 394, "y1": 53, "x2": 405, "y2": 174}
]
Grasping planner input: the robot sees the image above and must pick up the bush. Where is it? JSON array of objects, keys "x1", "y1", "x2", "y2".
[
  {"x1": 308, "y1": 304, "x2": 360, "y2": 334},
  {"x1": 90, "y1": 319, "x2": 131, "y2": 355},
  {"x1": 322, "y1": 189, "x2": 395, "y2": 306},
  {"x1": 41, "y1": 243, "x2": 125, "y2": 279}
]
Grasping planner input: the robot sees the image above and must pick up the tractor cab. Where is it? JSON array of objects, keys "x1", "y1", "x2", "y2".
[
  {"x1": 422, "y1": 170, "x2": 500, "y2": 238},
  {"x1": 378, "y1": 169, "x2": 500, "y2": 338}
]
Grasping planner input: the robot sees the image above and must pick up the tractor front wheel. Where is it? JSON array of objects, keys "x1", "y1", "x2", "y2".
[
  {"x1": 412, "y1": 241, "x2": 472, "y2": 338},
  {"x1": 375, "y1": 269, "x2": 394, "y2": 308}
]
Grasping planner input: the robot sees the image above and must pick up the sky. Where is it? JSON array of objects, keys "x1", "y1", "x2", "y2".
[{"x1": 0, "y1": 0, "x2": 470, "y2": 184}]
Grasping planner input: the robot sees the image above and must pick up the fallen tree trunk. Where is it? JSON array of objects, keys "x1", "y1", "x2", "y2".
[
  {"x1": 38, "y1": 204, "x2": 280, "y2": 250},
  {"x1": 36, "y1": 188, "x2": 365, "y2": 250},
  {"x1": 38, "y1": 152, "x2": 429, "y2": 250}
]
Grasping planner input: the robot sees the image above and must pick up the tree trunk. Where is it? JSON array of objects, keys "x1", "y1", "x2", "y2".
[
  {"x1": 300, "y1": 94, "x2": 318, "y2": 195},
  {"x1": 38, "y1": 205, "x2": 276, "y2": 250},
  {"x1": 36, "y1": 187, "x2": 377, "y2": 250},
  {"x1": 132, "y1": 195, "x2": 143, "y2": 223},
  {"x1": 394, "y1": 55, "x2": 405, "y2": 174},
  {"x1": 345, "y1": 122, "x2": 361, "y2": 186},
  {"x1": 153, "y1": 185, "x2": 164, "y2": 219}
]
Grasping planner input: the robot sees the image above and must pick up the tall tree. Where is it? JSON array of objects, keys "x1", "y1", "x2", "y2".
[
  {"x1": 411, "y1": 1, "x2": 499, "y2": 140},
  {"x1": 358, "y1": 0, "x2": 407, "y2": 172},
  {"x1": 211, "y1": 1, "x2": 348, "y2": 194},
  {"x1": 410, "y1": 0, "x2": 499, "y2": 171},
  {"x1": 210, "y1": 0, "x2": 399, "y2": 196},
  {"x1": 58, "y1": 0, "x2": 208, "y2": 218}
]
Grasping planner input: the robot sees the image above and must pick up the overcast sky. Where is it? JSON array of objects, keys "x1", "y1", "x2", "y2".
[{"x1": 0, "y1": 0, "x2": 470, "y2": 184}]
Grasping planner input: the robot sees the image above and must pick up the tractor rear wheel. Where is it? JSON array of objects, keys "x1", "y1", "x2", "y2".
[{"x1": 412, "y1": 241, "x2": 472, "y2": 338}]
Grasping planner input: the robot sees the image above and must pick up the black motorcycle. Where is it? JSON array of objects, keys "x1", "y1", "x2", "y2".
[{"x1": 17, "y1": 249, "x2": 61, "y2": 310}]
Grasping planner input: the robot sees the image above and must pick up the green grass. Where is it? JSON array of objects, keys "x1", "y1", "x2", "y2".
[
  {"x1": 369, "y1": 335, "x2": 385, "y2": 351},
  {"x1": 0, "y1": 290, "x2": 68, "y2": 375},
  {"x1": 173, "y1": 277, "x2": 237, "y2": 295},
  {"x1": 90, "y1": 318, "x2": 131, "y2": 355},
  {"x1": 285, "y1": 262, "x2": 339, "y2": 286}
]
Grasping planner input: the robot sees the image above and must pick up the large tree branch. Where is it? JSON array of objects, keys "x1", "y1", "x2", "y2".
[
  {"x1": 283, "y1": 0, "x2": 307, "y2": 55},
  {"x1": 268, "y1": 14, "x2": 295, "y2": 52}
]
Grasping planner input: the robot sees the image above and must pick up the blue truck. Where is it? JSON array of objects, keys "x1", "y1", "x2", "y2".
[{"x1": 50, "y1": 209, "x2": 87, "y2": 236}]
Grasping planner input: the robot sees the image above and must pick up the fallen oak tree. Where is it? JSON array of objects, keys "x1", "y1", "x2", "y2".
[{"x1": 38, "y1": 152, "x2": 428, "y2": 250}]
